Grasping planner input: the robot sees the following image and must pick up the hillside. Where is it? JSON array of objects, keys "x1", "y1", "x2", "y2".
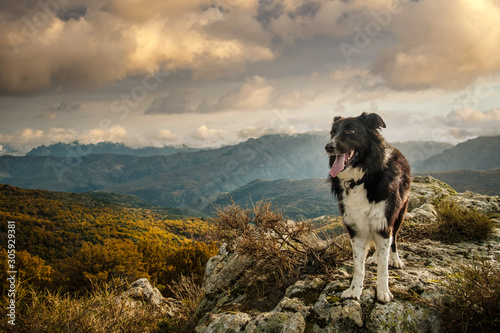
[
  {"x1": 0, "y1": 184, "x2": 210, "y2": 261},
  {"x1": 204, "y1": 178, "x2": 340, "y2": 219},
  {"x1": 414, "y1": 168, "x2": 500, "y2": 196},
  {"x1": 413, "y1": 135, "x2": 500, "y2": 172},
  {"x1": 0, "y1": 184, "x2": 217, "y2": 297}
]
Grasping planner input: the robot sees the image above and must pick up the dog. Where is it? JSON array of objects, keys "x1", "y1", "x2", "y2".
[{"x1": 325, "y1": 112, "x2": 411, "y2": 303}]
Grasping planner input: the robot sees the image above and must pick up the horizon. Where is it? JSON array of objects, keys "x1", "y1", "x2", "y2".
[
  {"x1": 4, "y1": 130, "x2": 491, "y2": 157},
  {"x1": 1, "y1": 1, "x2": 500, "y2": 155}
]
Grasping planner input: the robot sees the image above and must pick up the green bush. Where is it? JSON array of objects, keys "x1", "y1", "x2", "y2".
[
  {"x1": 432, "y1": 201, "x2": 494, "y2": 243},
  {"x1": 440, "y1": 255, "x2": 500, "y2": 332}
]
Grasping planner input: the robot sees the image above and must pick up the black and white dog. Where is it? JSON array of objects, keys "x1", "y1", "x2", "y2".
[{"x1": 325, "y1": 112, "x2": 411, "y2": 303}]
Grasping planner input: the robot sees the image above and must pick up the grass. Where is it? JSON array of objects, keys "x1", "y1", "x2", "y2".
[
  {"x1": 431, "y1": 201, "x2": 495, "y2": 243},
  {"x1": 401, "y1": 200, "x2": 495, "y2": 244},
  {"x1": 2, "y1": 276, "x2": 205, "y2": 333},
  {"x1": 13, "y1": 283, "x2": 165, "y2": 333},
  {"x1": 439, "y1": 255, "x2": 500, "y2": 332}
]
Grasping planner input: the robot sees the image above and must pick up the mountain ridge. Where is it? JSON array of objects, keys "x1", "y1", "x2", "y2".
[{"x1": 1, "y1": 134, "x2": 498, "y2": 210}]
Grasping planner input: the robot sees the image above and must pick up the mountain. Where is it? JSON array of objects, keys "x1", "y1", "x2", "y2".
[
  {"x1": 413, "y1": 135, "x2": 500, "y2": 172},
  {"x1": 0, "y1": 133, "x2": 331, "y2": 209},
  {"x1": 414, "y1": 168, "x2": 500, "y2": 196},
  {"x1": 203, "y1": 178, "x2": 340, "y2": 220},
  {"x1": 1, "y1": 133, "x2": 498, "y2": 211},
  {"x1": 26, "y1": 141, "x2": 199, "y2": 157},
  {"x1": 391, "y1": 141, "x2": 452, "y2": 163}
]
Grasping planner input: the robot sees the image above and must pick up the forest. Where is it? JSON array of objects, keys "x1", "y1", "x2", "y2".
[{"x1": 0, "y1": 184, "x2": 219, "y2": 295}]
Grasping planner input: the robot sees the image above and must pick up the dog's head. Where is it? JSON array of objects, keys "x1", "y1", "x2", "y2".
[{"x1": 325, "y1": 112, "x2": 386, "y2": 178}]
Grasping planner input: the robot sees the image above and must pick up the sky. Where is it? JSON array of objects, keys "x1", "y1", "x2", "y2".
[{"x1": 1, "y1": 0, "x2": 500, "y2": 155}]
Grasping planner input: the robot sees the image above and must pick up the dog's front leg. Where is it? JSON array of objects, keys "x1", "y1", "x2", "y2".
[
  {"x1": 342, "y1": 237, "x2": 368, "y2": 300},
  {"x1": 374, "y1": 235, "x2": 394, "y2": 302}
]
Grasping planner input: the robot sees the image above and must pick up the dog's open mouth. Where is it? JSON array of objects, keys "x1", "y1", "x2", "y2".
[{"x1": 329, "y1": 150, "x2": 356, "y2": 178}]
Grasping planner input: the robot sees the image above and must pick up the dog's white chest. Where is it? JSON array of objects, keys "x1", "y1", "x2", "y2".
[{"x1": 341, "y1": 180, "x2": 387, "y2": 236}]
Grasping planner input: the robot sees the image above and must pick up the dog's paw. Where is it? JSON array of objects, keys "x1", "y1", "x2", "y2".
[
  {"x1": 342, "y1": 287, "x2": 361, "y2": 300},
  {"x1": 389, "y1": 253, "x2": 405, "y2": 269},
  {"x1": 376, "y1": 288, "x2": 394, "y2": 303}
]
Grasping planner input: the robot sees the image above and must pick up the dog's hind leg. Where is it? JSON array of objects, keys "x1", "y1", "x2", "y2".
[
  {"x1": 389, "y1": 200, "x2": 408, "y2": 269},
  {"x1": 342, "y1": 236, "x2": 369, "y2": 300},
  {"x1": 374, "y1": 234, "x2": 394, "y2": 303}
]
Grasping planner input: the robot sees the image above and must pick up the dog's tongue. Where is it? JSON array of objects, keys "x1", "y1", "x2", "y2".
[{"x1": 329, "y1": 153, "x2": 347, "y2": 178}]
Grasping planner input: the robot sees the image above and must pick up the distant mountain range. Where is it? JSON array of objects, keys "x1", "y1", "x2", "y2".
[
  {"x1": 412, "y1": 136, "x2": 500, "y2": 172},
  {"x1": 0, "y1": 133, "x2": 498, "y2": 215},
  {"x1": 26, "y1": 141, "x2": 199, "y2": 157}
]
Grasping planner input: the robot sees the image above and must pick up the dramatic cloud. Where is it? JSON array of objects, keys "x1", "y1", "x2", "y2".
[
  {"x1": 2, "y1": 0, "x2": 499, "y2": 95},
  {"x1": 372, "y1": 0, "x2": 500, "y2": 89},
  {"x1": 0, "y1": 0, "x2": 274, "y2": 94}
]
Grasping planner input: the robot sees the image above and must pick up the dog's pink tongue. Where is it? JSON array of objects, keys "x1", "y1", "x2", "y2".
[{"x1": 329, "y1": 153, "x2": 347, "y2": 178}]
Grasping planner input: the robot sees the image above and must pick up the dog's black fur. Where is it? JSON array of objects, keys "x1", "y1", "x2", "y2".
[{"x1": 325, "y1": 112, "x2": 411, "y2": 302}]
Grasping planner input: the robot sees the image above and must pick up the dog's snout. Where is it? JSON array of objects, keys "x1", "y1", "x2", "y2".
[{"x1": 325, "y1": 142, "x2": 335, "y2": 153}]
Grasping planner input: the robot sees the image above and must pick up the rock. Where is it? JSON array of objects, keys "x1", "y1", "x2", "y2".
[
  {"x1": 450, "y1": 191, "x2": 500, "y2": 215},
  {"x1": 245, "y1": 312, "x2": 306, "y2": 333},
  {"x1": 195, "y1": 312, "x2": 252, "y2": 333},
  {"x1": 123, "y1": 278, "x2": 163, "y2": 306},
  {"x1": 203, "y1": 243, "x2": 253, "y2": 295},
  {"x1": 118, "y1": 278, "x2": 183, "y2": 317},
  {"x1": 189, "y1": 176, "x2": 500, "y2": 333}
]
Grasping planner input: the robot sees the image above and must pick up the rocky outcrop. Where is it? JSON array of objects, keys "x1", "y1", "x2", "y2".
[
  {"x1": 190, "y1": 177, "x2": 500, "y2": 333},
  {"x1": 118, "y1": 278, "x2": 183, "y2": 317}
]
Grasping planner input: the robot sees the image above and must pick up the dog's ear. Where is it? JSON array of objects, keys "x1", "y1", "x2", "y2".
[
  {"x1": 360, "y1": 112, "x2": 386, "y2": 130},
  {"x1": 333, "y1": 116, "x2": 342, "y2": 122}
]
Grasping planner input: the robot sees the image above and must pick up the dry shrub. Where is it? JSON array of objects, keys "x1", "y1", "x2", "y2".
[
  {"x1": 439, "y1": 255, "x2": 500, "y2": 332},
  {"x1": 432, "y1": 201, "x2": 494, "y2": 243},
  {"x1": 163, "y1": 275, "x2": 205, "y2": 332},
  {"x1": 401, "y1": 201, "x2": 494, "y2": 244},
  {"x1": 213, "y1": 200, "x2": 350, "y2": 295}
]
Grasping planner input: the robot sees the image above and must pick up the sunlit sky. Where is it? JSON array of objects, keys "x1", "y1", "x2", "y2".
[{"x1": 1, "y1": 0, "x2": 500, "y2": 154}]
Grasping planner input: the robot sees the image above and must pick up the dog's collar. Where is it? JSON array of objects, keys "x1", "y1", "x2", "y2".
[{"x1": 343, "y1": 175, "x2": 367, "y2": 194}]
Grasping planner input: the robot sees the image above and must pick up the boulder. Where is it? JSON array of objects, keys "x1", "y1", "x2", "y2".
[{"x1": 118, "y1": 278, "x2": 183, "y2": 317}]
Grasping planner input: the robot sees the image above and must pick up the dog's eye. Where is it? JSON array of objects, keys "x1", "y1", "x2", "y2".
[{"x1": 346, "y1": 129, "x2": 355, "y2": 134}]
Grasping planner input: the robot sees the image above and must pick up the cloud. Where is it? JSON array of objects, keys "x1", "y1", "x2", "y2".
[
  {"x1": 446, "y1": 108, "x2": 500, "y2": 124},
  {"x1": 371, "y1": 0, "x2": 500, "y2": 89},
  {"x1": 237, "y1": 125, "x2": 295, "y2": 140},
  {"x1": 153, "y1": 129, "x2": 177, "y2": 145},
  {"x1": 83, "y1": 125, "x2": 128, "y2": 144},
  {"x1": 191, "y1": 125, "x2": 223, "y2": 141},
  {"x1": 48, "y1": 102, "x2": 82, "y2": 112},
  {"x1": 0, "y1": 0, "x2": 275, "y2": 95},
  {"x1": 145, "y1": 90, "x2": 193, "y2": 115},
  {"x1": 197, "y1": 75, "x2": 275, "y2": 112}
]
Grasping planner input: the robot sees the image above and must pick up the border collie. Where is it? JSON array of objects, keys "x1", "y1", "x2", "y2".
[{"x1": 325, "y1": 112, "x2": 411, "y2": 303}]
